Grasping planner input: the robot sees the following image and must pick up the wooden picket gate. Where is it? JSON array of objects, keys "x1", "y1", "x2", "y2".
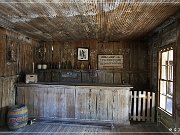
[{"x1": 130, "y1": 91, "x2": 156, "y2": 122}]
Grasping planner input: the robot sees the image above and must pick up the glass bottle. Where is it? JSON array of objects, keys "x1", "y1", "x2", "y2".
[
  {"x1": 88, "y1": 62, "x2": 91, "y2": 70},
  {"x1": 80, "y1": 62, "x2": 84, "y2": 70},
  {"x1": 67, "y1": 60, "x2": 72, "y2": 69}
]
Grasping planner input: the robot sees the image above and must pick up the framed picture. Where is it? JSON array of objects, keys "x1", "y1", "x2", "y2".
[{"x1": 78, "y1": 48, "x2": 88, "y2": 60}]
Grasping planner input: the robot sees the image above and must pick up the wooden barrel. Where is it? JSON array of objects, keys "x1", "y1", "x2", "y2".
[{"x1": 7, "y1": 104, "x2": 28, "y2": 130}]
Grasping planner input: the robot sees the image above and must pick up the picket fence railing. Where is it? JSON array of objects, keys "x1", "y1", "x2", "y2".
[{"x1": 130, "y1": 91, "x2": 155, "y2": 122}]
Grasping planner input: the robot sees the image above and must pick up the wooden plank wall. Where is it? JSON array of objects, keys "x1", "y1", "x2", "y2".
[
  {"x1": 148, "y1": 21, "x2": 177, "y2": 92},
  {"x1": 175, "y1": 19, "x2": 180, "y2": 129},
  {"x1": 17, "y1": 85, "x2": 131, "y2": 125},
  {"x1": 35, "y1": 40, "x2": 149, "y2": 90},
  {"x1": 0, "y1": 27, "x2": 39, "y2": 127},
  {"x1": 0, "y1": 77, "x2": 17, "y2": 126},
  {"x1": 148, "y1": 16, "x2": 179, "y2": 129}
]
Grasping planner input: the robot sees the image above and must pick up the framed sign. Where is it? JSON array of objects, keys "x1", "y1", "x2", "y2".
[
  {"x1": 78, "y1": 48, "x2": 88, "y2": 60},
  {"x1": 98, "y1": 55, "x2": 123, "y2": 69}
]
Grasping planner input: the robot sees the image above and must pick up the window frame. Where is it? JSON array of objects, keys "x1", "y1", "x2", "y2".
[{"x1": 158, "y1": 45, "x2": 175, "y2": 117}]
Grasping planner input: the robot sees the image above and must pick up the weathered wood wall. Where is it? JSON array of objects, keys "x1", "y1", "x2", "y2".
[
  {"x1": 35, "y1": 40, "x2": 149, "y2": 90},
  {"x1": 0, "y1": 27, "x2": 38, "y2": 127},
  {"x1": 175, "y1": 18, "x2": 180, "y2": 129},
  {"x1": 0, "y1": 77, "x2": 17, "y2": 126},
  {"x1": 148, "y1": 14, "x2": 180, "y2": 129},
  {"x1": 148, "y1": 21, "x2": 177, "y2": 92},
  {"x1": 17, "y1": 84, "x2": 132, "y2": 125}
]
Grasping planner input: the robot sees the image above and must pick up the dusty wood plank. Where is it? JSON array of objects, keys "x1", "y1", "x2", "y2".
[
  {"x1": 122, "y1": 73, "x2": 130, "y2": 85},
  {"x1": 85, "y1": 89, "x2": 91, "y2": 120},
  {"x1": 105, "y1": 72, "x2": 113, "y2": 84},
  {"x1": 117, "y1": 89, "x2": 124, "y2": 123},
  {"x1": 130, "y1": 91, "x2": 133, "y2": 121},
  {"x1": 10, "y1": 78, "x2": 16, "y2": 106},
  {"x1": 107, "y1": 90, "x2": 113, "y2": 121},
  {"x1": 98, "y1": 89, "x2": 108, "y2": 121},
  {"x1": 6, "y1": 79, "x2": 10, "y2": 107},
  {"x1": 97, "y1": 71, "x2": 105, "y2": 84},
  {"x1": 89, "y1": 88, "x2": 98, "y2": 120},
  {"x1": 114, "y1": 72, "x2": 121, "y2": 84},
  {"x1": 96, "y1": 88, "x2": 101, "y2": 120},
  {"x1": 1, "y1": 79, "x2": 7, "y2": 124},
  {"x1": 47, "y1": 87, "x2": 52, "y2": 117},
  {"x1": 138, "y1": 91, "x2": 141, "y2": 121},
  {"x1": 35, "y1": 89, "x2": 41, "y2": 118},
  {"x1": 56, "y1": 87, "x2": 65, "y2": 118},
  {"x1": 81, "y1": 72, "x2": 90, "y2": 83},
  {"x1": 75, "y1": 87, "x2": 87, "y2": 120},
  {"x1": 38, "y1": 87, "x2": 44, "y2": 118},
  {"x1": 119, "y1": 88, "x2": 130, "y2": 124},
  {"x1": 0, "y1": 78, "x2": 17, "y2": 126},
  {"x1": 43, "y1": 87, "x2": 49, "y2": 118},
  {"x1": 112, "y1": 89, "x2": 118, "y2": 122},
  {"x1": 17, "y1": 87, "x2": 22, "y2": 105},
  {"x1": 49, "y1": 87, "x2": 57, "y2": 118},
  {"x1": 147, "y1": 92, "x2": 151, "y2": 121},
  {"x1": 142, "y1": 91, "x2": 146, "y2": 121},
  {"x1": 0, "y1": 53, "x2": 4, "y2": 77},
  {"x1": 28, "y1": 87, "x2": 33, "y2": 118},
  {"x1": 0, "y1": 79, "x2": 3, "y2": 124},
  {"x1": 65, "y1": 86, "x2": 75, "y2": 119},
  {"x1": 151, "y1": 92, "x2": 155, "y2": 122},
  {"x1": 175, "y1": 19, "x2": 180, "y2": 127},
  {"x1": 124, "y1": 89, "x2": 130, "y2": 123},
  {"x1": 133, "y1": 91, "x2": 137, "y2": 121},
  {"x1": 24, "y1": 87, "x2": 29, "y2": 112},
  {"x1": 33, "y1": 89, "x2": 39, "y2": 117}
]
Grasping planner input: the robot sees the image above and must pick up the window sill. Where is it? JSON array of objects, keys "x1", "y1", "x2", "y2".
[{"x1": 158, "y1": 107, "x2": 172, "y2": 117}]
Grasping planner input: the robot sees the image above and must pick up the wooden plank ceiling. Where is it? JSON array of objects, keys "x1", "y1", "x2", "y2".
[{"x1": 0, "y1": 0, "x2": 179, "y2": 41}]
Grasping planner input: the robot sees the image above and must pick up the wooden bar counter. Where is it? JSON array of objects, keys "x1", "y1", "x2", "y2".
[{"x1": 17, "y1": 83, "x2": 132, "y2": 125}]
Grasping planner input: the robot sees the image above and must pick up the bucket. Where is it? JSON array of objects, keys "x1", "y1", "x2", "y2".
[
  {"x1": 37, "y1": 64, "x2": 42, "y2": 69},
  {"x1": 7, "y1": 104, "x2": 28, "y2": 130},
  {"x1": 42, "y1": 64, "x2": 47, "y2": 69}
]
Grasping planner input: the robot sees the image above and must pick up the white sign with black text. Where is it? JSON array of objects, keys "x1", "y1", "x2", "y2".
[{"x1": 98, "y1": 55, "x2": 123, "y2": 69}]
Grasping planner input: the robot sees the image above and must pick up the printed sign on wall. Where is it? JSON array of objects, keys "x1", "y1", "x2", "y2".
[{"x1": 98, "y1": 55, "x2": 123, "y2": 69}]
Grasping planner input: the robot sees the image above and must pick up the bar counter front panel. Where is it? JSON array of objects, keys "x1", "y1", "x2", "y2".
[{"x1": 17, "y1": 83, "x2": 132, "y2": 125}]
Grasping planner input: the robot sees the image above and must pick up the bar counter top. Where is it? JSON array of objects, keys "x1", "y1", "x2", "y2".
[{"x1": 17, "y1": 82, "x2": 132, "y2": 88}]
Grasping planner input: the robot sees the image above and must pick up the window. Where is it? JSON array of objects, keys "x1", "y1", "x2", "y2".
[{"x1": 159, "y1": 47, "x2": 173, "y2": 114}]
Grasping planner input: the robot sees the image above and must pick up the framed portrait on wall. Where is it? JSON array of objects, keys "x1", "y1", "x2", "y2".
[{"x1": 78, "y1": 48, "x2": 88, "y2": 60}]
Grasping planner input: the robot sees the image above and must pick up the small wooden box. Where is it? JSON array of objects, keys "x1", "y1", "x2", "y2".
[{"x1": 25, "y1": 74, "x2": 37, "y2": 83}]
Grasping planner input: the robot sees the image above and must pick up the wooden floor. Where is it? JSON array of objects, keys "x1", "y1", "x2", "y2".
[{"x1": 0, "y1": 121, "x2": 172, "y2": 135}]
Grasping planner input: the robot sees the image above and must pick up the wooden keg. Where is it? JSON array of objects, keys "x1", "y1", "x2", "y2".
[{"x1": 7, "y1": 104, "x2": 28, "y2": 130}]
